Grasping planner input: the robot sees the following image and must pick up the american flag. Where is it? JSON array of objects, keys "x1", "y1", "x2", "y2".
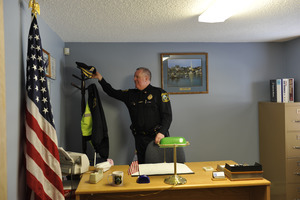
[
  {"x1": 25, "y1": 15, "x2": 64, "y2": 200},
  {"x1": 128, "y1": 153, "x2": 139, "y2": 175}
]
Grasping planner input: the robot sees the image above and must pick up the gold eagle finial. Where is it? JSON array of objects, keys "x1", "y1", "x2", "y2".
[{"x1": 28, "y1": 0, "x2": 40, "y2": 16}]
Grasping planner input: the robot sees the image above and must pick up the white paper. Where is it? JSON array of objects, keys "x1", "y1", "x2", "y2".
[
  {"x1": 131, "y1": 163, "x2": 194, "y2": 176},
  {"x1": 50, "y1": 56, "x2": 56, "y2": 79}
]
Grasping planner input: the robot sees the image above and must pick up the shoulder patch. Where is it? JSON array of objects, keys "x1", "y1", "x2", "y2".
[
  {"x1": 161, "y1": 93, "x2": 170, "y2": 102},
  {"x1": 122, "y1": 89, "x2": 129, "y2": 92}
]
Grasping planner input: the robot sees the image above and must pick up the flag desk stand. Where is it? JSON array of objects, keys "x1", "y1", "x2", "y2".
[{"x1": 159, "y1": 138, "x2": 190, "y2": 185}]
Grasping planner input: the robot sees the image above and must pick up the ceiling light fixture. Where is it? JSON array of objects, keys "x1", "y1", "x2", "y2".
[{"x1": 198, "y1": 0, "x2": 254, "y2": 23}]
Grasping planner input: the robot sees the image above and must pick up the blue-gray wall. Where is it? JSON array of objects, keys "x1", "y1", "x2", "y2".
[
  {"x1": 64, "y1": 42, "x2": 286, "y2": 165},
  {"x1": 285, "y1": 38, "x2": 300, "y2": 101},
  {"x1": 3, "y1": 0, "x2": 300, "y2": 199}
]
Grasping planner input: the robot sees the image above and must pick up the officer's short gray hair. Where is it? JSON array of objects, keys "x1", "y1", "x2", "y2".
[{"x1": 136, "y1": 67, "x2": 152, "y2": 81}]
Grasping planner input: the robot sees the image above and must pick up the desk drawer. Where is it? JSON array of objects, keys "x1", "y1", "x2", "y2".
[
  {"x1": 286, "y1": 131, "x2": 300, "y2": 158},
  {"x1": 287, "y1": 183, "x2": 300, "y2": 200},
  {"x1": 287, "y1": 158, "x2": 300, "y2": 183},
  {"x1": 286, "y1": 107, "x2": 300, "y2": 131}
]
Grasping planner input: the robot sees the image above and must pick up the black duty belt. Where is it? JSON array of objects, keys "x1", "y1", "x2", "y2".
[{"x1": 131, "y1": 125, "x2": 161, "y2": 136}]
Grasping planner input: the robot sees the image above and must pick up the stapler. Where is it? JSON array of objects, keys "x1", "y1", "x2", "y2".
[{"x1": 89, "y1": 169, "x2": 103, "y2": 184}]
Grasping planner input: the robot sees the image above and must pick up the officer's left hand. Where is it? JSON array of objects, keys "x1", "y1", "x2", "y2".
[
  {"x1": 155, "y1": 133, "x2": 165, "y2": 144},
  {"x1": 92, "y1": 71, "x2": 103, "y2": 81}
]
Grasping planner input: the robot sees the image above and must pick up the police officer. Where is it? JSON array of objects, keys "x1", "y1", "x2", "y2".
[{"x1": 92, "y1": 67, "x2": 172, "y2": 164}]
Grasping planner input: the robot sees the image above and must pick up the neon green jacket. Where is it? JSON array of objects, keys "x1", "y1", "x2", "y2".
[{"x1": 81, "y1": 103, "x2": 92, "y2": 137}]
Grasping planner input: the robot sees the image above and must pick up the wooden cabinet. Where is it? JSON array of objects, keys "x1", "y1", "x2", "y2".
[{"x1": 259, "y1": 102, "x2": 300, "y2": 200}]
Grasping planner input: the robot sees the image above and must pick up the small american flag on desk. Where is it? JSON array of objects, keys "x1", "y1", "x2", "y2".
[{"x1": 25, "y1": 15, "x2": 64, "y2": 200}]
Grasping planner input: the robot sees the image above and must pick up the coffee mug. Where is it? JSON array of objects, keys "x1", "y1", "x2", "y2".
[{"x1": 107, "y1": 171, "x2": 124, "y2": 186}]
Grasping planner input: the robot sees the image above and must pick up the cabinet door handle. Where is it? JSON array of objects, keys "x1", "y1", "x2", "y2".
[
  {"x1": 294, "y1": 172, "x2": 300, "y2": 176},
  {"x1": 293, "y1": 120, "x2": 300, "y2": 123},
  {"x1": 293, "y1": 146, "x2": 300, "y2": 149}
]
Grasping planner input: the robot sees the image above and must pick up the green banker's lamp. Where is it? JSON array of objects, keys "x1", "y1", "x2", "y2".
[{"x1": 159, "y1": 137, "x2": 190, "y2": 185}]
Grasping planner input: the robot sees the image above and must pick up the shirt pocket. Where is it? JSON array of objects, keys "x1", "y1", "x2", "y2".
[{"x1": 145, "y1": 100, "x2": 158, "y2": 112}]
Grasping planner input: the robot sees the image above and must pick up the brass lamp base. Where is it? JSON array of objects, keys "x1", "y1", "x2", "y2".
[
  {"x1": 164, "y1": 175, "x2": 187, "y2": 185},
  {"x1": 159, "y1": 137, "x2": 190, "y2": 186}
]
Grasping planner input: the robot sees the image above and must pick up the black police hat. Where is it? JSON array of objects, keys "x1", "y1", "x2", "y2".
[{"x1": 76, "y1": 62, "x2": 97, "y2": 78}]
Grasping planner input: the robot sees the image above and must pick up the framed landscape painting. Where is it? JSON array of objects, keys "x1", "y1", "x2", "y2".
[{"x1": 161, "y1": 53, "x2": 208, "y2": 94}]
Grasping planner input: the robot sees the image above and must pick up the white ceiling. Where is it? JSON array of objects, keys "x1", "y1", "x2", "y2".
[{"x1": 30, "y1": 0, "x2": 300, "y2": 43}]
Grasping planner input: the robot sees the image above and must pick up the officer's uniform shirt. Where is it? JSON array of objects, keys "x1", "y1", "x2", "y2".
[
  {"x1": 98, "y1": 78, "x2": 172, "y2": 136},
  {"x1": 98, "y1": 78, "x2": 172, "y2": 163}
]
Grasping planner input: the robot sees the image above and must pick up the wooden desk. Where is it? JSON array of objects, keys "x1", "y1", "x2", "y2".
[{"x1": 75, "y1": 160, "x2": 270, "y2": 200}]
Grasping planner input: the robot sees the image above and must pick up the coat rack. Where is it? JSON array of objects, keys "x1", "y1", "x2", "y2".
[{"x1": 71, "y1": 68, "x2": 89, "y2": 154}]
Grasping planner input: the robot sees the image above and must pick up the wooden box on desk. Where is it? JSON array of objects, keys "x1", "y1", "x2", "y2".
[
  {"x1": 217, "y1": 164, "x2": 264, "y2": 181},
  {"x1": 223, "y1": 168, "x2": 264, "y2": 181}
]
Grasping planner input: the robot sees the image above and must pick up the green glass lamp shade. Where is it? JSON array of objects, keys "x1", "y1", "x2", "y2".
[{"x1": 159, "y1": 137, "x2": 189, "y2": 148}]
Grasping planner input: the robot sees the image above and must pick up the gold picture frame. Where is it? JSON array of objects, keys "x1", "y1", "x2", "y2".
[{"x1": 161, "y1": 53, "x2": 208, "y2": 94}]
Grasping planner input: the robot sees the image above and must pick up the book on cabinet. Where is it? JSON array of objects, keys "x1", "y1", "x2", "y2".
[{"x1": 270, "y1": 78, "x2": 294, "y2": 103}]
